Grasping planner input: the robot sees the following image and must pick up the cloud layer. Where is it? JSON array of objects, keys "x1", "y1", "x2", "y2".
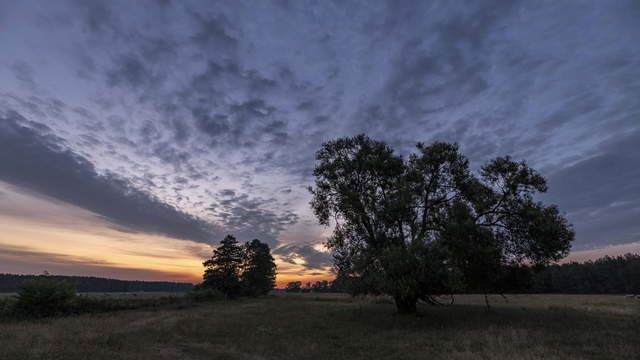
[
  {"x1": 0, "y1": 111, "x2": 219, "y2": 242},
  {"x1": 0, "y1": 1, "x2": 639, "y2": 276}
]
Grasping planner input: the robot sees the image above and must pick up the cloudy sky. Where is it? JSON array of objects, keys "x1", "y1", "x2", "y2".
[{"x1": 1, "y1": 0, "x2": 639, "y2": 285}]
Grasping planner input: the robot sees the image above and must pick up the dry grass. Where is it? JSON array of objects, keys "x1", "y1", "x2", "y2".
[{"x1": 0, "y1": 293, "x2": 638, "y2": 360}]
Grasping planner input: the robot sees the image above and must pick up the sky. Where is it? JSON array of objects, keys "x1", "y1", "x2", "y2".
[{"x1": 0, "y1": 0, "x2": 639, "y2": 286}]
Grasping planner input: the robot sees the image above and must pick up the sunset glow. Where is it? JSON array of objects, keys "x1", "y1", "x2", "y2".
[
  {"x1": 1, "y1": 1, "x2": 638, "y2": 287},
  {"x1": 0, "y1": 181, "x2": 332, "y2": 285}
]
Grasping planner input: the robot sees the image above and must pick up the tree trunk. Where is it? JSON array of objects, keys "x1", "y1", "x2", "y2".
[
  {"x1": 484, "y1": 293, "x2": 491, "y2": 311},
  {"x1": 394, "y1": 296, "x2": 418, "y2": 314}
]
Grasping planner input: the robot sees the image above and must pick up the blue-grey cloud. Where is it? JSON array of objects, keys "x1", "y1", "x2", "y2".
[
  {"x1": 0, "y1": 110, "x2": 219, "y2": 243},
  {"x1": 0, "y1": 0, "x2": 638, "y2": 269},
  {"x1": 273, "y1": 244, "x2": 332, "y2": 270},
  {"x1": 544, "y1": 130, "x2": 640, "y2": 249}
]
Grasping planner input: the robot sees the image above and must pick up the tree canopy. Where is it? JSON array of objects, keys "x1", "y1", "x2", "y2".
[
  {"x1": 533, "y1": 253, "x2": 640, "y2": 294},
  {"x1": 202, "y1": 235, "x2": 276, "y2": 298},
  {"x1": 241, "y1": 239, "x2": 277, "y2": 296},
  {"x1": 309, "y1": 135, "x2": 574, "y2": 313}
]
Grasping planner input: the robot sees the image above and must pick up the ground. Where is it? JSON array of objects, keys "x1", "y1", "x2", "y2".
[{"x1": 0, "y1": 293, "x2": 638, "y2": 360}]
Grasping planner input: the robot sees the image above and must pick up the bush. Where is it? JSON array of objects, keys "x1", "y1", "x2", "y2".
[
  {"x1": 15, "y1": 277, "x2": 76, "y2": 317},
  {"x1": 187, "y1": 288, "x2": 224, "y2": 302},
  {"x1": 8, "y1": 278, "x2": 210, "y2": 319},
  {"x1": 0, "y1": 296, "x2": 17, "y2": 318}
]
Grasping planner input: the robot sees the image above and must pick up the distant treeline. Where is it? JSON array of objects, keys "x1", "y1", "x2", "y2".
[
  {"x1": 0, "y1": 274, "x2": 193, "y2": 293},
  {"x1": 284, "y1": 253, "x2": 640, "y2": 295},
  {"x1": 284, "y1": 280, "x2": 342, "y2": 293},
  {"x1": 531, "y1": 253, "x2": 640, "y2": 294}
]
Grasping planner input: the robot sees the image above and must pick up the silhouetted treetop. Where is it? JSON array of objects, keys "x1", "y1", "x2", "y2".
[
  {"x1": 310, "y1": 134, "x2": 574, "y2": 313},
  {"x1": 201, "y1": 235, "x2": 276, "y2": 298}
]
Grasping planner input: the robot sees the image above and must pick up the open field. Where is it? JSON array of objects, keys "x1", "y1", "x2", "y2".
[
  {"x1": 0, "y1": 292, "x2": 187, "y2": 298},
  {"x1": 0, "y1": 293, "x2": 638, "y2": 360}
]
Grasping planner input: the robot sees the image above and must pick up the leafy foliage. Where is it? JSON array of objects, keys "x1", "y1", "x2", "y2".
[
  {"x1": 202, "y1": 235, "x2": 244, "y2": 298},
  {"x1": 201, "y1": 235, "x2": 277, "y2": 298},
  {"x1": 241, "y1": 239, "x2": 277, "y2": 296},
  {"x1": 15, "y1": 277, "x2": 76, "y2": 317},
  {"x1": 533, "y1": 253, "x2": 640, "y2": 294},
  {"x1": 310, "y1": 135, "x2": 574, "y2": 313}
]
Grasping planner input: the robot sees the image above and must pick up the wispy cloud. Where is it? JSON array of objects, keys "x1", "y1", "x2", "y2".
[{"x1": 0, "y1": 0, "x2": 638, "y2": 276}]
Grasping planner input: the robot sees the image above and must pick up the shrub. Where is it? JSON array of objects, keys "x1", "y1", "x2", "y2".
[
  {"x1": 0, "y1": 296, "x2": 17, "y2": 318},
  {"x1": 187, "y1": 288, "x2": 224, "y2": 302},
  {"x1": 15, "y1": 277, "x2": 76, "y2": 317}
]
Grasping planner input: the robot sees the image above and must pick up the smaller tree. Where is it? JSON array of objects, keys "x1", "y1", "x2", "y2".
[
  {"x1": 241, "y1": 239, "x2": 277, "y2": 296},
  {"x1": 285, "y1": 281, "x2": 302, "y2": 293},
  {"x1": 202, "y1": 235, "x2": 243, "y2": 298},
  {"x1": 311, "y1": 280, "x2": 330, "y2": 292}
]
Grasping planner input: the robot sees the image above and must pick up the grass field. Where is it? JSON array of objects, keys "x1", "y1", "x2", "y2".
[{"x1": 0, "y1": 293, "x2": 638, "y2": 360}]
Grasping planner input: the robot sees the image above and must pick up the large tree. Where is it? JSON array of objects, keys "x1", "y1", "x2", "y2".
[
  {"x1": 310, "y1": 135, "x2": 574, "y2": 313},
  {"x1": 241, "y1": 239, "x2": 277, "y2": 296},
  {"x1": 202, "y1": 234, "x2": 244, "y2": 298}
]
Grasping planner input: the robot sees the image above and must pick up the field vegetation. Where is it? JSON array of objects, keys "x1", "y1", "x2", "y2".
[
  {"x1": 0, "y1": 293, "x2": 637, "y2": 360},
  {"x1": 0, "y1": 278, "x2": 221, "y2": 320},
  {"x1": 1, "y1": 136, "x2": 637, "y2": 359}
]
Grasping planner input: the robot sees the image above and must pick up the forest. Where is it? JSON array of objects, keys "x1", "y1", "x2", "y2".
[
  {"x1": 283, "y1": 253, "x2": 640, "y2": 296},
  {"x1": 532, "y1": 253, "x2": 640, "y2": 294},
  {"x1": 0, "y1": 274, "x2": 193, "y2": 293}
]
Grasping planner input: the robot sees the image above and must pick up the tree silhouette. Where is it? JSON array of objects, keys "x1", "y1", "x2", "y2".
[
  {"x1": 201, "y1": 235, "x2": 277, "y2": 298},
  {"x1": 285, "y1": 281, "x2": 302, "y2": 293},
  {"x1": 241, "y1": 239, "x2": 277, "y2": 296},
  {"x1": 310, "y1": 135, "x2": 574, "y2": 313},
  {"x1": 533, "y1": 253, "x2": 640, "y2": 294},
  {"x1": 202, "y1": 235, "x2": 243, "y2": 298}
]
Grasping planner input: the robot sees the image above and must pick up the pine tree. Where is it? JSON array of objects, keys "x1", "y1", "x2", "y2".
[
  {"x1": 202, "y1": 235, "x2": 243, "y2": 298},
  {"x1": 241, "y1": 239, "x2": 277, "y2": 296}
]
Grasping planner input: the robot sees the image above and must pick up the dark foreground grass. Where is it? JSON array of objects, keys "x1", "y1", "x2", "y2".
[{"x1": 0, "y1": 293, "x2": 638, "y2": 360}]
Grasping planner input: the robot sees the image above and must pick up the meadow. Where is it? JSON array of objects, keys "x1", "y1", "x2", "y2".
[{"x1": 0, "y1": 293, "x2": 638, "y2": 360}]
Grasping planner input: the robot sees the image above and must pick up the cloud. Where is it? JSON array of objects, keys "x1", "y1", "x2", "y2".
[
  {"x1": 346, "y1": 2, "x2": 518, "y2": 137},
  {"x1": 0, "y1": 110, "x2": 221, "y2": 243},
  {"x1": 189, "y1": 10, "x2": 238, "y2": 50},
  {"x1": 106, "y1": 53, "x2": 164, "y2": 90},
  {"x1": 74, "y1": 0, "x2": 116, "y2": 34},
  {"x1": 273, "y1": 243, "x2": 332, "y2": 270},
  {"x1": 9, "y1": 61, "x2": 39, "y2": 93},
  {"x1": 209, "y1": 189, "x2": 299, "y2": 246},
  {"x1": 1, "y1": 0, "x2": 639, "y2": 280},
  {"x1": 0, "y1": 244, "x2": 197, "y2": 282},
  {"x1": 544, "y1": 130, "x2": 640, "y2": 249}
]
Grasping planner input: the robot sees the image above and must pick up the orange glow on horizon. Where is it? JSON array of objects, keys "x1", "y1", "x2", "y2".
[
  {"x1": 1, "y1": 182, "x2": 638, "y2": 288},
  {"x1": 0, "y1": 182, "x2": 335, "y2": 286}
]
